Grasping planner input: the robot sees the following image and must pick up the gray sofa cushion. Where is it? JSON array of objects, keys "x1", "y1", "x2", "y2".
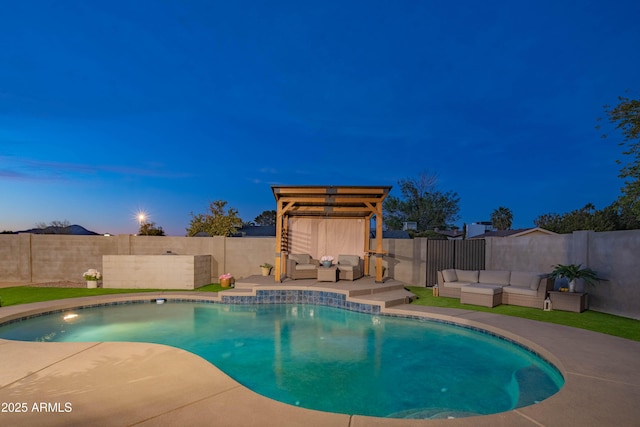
[
  {"x1": 338, "y1": 255, "x2": 360, "y2": 266},
  {"x1": 442, "y1": 269, "x2": 458, "y2": 282},
  {"x1": 479, "y1": 270, "x2": 510, "y2": 286},
  {"x1": 510, "y1": 271, "x2": 542, "y2": 290},
  {"x1": 296, "y1": 263, "x2": 317, "y2": 271},
  {"x1": 529, "y1": 275, "x2": 543, "y2": 290},
  {"x1": 456, "y1": 269, "x2": 479, "y2": 283}
]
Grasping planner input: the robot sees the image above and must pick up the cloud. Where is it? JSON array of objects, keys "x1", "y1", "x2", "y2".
[
  {"x1": 259, "y1": 167, "x2": 278, "y2": 174},
  {"x1": 0, "y1": 156, "x2": 191, "y2": 181}
]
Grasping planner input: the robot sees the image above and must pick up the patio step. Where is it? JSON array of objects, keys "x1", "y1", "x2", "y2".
[
  {"x1": 347, "y1": 282, "x2": 406, "y2": 296},
  {"x1": 349, "y1": 288, "x2": 416, "y2": 308}
]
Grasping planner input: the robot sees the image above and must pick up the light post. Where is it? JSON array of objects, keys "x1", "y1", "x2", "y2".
[{"x1": 135, "y1": 211, "x2": 147, "y2": 235}]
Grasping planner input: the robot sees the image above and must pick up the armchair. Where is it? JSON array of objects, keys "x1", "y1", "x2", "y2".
[
  {"x1": 286, "y1": 253, "x2": 319, "y2": 280},
  {"x1": 337, "y1": 255, "x2": 363, "y2": 281}
]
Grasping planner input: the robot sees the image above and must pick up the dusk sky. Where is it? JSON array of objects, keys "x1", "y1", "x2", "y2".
[{"x1": 2, "y1": 1, "x2": 638, "y2": 236}]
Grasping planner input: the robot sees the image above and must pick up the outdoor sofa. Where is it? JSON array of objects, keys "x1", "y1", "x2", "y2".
[
  {"x1": 436, "y1": 269, "x2": 554, "y2": 309},
  {"x1": 336, "y1": 255, "x2": 363, "y2": 281},
  {"x1": 287, "y1": 253, "x2": 319, "y2": 280}
]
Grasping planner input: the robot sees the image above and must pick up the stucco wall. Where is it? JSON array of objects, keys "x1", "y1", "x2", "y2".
[
  {"x1": 370, "y1": 238, "x2": 427, "y2": 286},
  {"x1": 0, "y1": 234, "x2": 31, "y2": 281},
  {"x1": 225, "y1": 237, "x2": 275, "y2": 279},
  {"x1": 30, "y1": 234, "x2": 120, "y2": 282},
  {"x1": 485, "y1": 234, "x2": 572, "y2": 273},
  {"x1": 586, "y1": 230, "x2": 640, "y2": 317}
]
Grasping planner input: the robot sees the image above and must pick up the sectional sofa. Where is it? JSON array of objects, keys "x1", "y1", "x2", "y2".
[{"x1": 436, "y1": 269, "x2": 554, "y2": 309}]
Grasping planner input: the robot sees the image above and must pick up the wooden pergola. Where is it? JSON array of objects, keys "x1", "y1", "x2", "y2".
[{"x1": 272, "y1": 185, "x2": 391, "y2": 283}]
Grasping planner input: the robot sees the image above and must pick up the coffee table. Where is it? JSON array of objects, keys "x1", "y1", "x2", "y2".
[{"x1": 317, "y1": 266, "x2": 338, "y2": 282}]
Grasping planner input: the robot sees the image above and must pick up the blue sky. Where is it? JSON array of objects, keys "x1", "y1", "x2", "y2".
[{"x1": 1, "y1": 1, "x2": 638, "y2": 236}]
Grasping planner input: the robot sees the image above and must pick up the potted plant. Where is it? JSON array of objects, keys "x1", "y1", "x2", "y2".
[
  {"x1": 547, "y1": 264, "x2": 602, "y2": 292},
  {"x1": 83, "y1": 269, "x2": 102, "y2": 289},
  {"x1": 219, "y1": 273, "x2": 234, "y2": 288},
  {"x1": 260, "y1": 263, "x2": 273, "y2": 276},
  {"x1": 320, "y1": 255, "x2": 334, "y2": 268}
]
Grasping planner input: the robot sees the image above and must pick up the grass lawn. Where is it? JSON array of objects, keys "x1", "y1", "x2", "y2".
[
  {"x1": 1, "y1": 284, "x2": 638, "y2": 342},
  {"x1": 407, "y1": 286, "x2": 640, "y2": 342},
  {"x1": 0, "y1": 284, "x2": 226, "y2": 307}
]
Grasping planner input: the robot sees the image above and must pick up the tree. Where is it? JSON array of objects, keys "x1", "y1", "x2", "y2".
[
  {"x1": 601, "y1": 94, "x2": 640, "y2": 221},
  {"x1": 383, "y1": 171, "x2": 460, "y2": 233},
  {"x1": 533, "y1": 203, "x2": 624, "y2": 233},
  {"x1": 254, "y1": 210, "x2": 276, "y2": 226},
  {"x1": 139, "y1": 221, "x2": 165, "y2": 236},
  {"x1": 186, "y1": 200, "x2": 243, "y2": 237},
  {"x1": 490, "y1": 206, "x2": 513, "y2": 230}
]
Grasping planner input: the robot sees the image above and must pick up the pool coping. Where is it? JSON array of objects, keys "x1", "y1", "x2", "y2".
[{"x1": 1, "y1": 288, "x2": 639, "y2": 426}]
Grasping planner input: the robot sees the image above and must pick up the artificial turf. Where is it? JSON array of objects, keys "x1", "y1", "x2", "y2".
[
  {"x1": 406, "y1": 286, "x2": 640, "y2": 342},
  {"x1": 0, "y1": 284, "x2": 224, "y2": 307}
]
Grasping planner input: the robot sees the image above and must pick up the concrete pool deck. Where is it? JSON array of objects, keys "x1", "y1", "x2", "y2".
[{"x1": 0, "y1": 277, "x2": 639, "y2": 426}]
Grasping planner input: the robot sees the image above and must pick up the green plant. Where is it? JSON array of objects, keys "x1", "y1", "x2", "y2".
[
  {"x1": 547, "y1": 264, "x2": 602, "y2": 287},
  {"x1": 260, "y1": 263, "x2": 273, "y2": 269}
]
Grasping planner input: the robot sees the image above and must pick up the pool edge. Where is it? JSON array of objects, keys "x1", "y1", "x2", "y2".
[{"x1": 1, "y1": 291, "x2": 639, "y2": 426}]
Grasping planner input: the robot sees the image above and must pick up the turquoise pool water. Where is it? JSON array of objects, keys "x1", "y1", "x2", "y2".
[{"x1": 0, "y1": 302, "x2": 563, "y2": 419}]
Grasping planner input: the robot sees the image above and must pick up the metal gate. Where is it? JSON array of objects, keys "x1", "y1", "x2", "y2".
[{"x1": 425, "y1": 239, "x2": 485, "y2": 286}]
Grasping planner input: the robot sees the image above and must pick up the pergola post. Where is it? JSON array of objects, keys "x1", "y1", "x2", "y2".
[
  {"x1": 363, "y1": 213, "x2": 372, "y2": 277},
  {"x1": 274, "y1": 200, "x2": 284, "y2": 282},
  {"x1": 374, "y1": 201, "x2": 384, "y2": 283}
]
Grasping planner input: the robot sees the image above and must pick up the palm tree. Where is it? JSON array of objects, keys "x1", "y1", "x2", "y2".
[{"x1": 491, "y1": 206, "x2": 513, "y2": 231}]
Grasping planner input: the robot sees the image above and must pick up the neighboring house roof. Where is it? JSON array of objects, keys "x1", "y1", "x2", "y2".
[
  {"x1": 470, "y1": 227, "x2": 557, "y2": 238},
  {"x1": 433, "y1": 228, "x2": 464, "y2": 239},
  {"x1": 232, "y1": 225, "x2": 276, "y2": 237},
  {"x1": 370, "y1": 230, "x2": 411, "y2": 239}
]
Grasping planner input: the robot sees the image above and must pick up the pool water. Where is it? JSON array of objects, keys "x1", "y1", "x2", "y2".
[{"x1": 0, "y1": 302, "x2": 563, "y2": 419}]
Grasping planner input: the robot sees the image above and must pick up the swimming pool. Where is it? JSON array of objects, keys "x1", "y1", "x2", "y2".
[{"x1": 0, "y1": 301, "x2": 563, "y2": 419}]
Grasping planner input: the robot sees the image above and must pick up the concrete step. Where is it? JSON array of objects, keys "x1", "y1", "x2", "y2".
[
  {"x1": 347, "y1": 282, "x2": 406, "y2": 297},
  {"x1": 349, "y1": 288, "x2": 416, "y2": 308}
]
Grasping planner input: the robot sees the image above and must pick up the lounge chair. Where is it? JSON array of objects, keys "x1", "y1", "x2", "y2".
[
  {"x1": 287, "y1": 253, "x2": 319, "y2": 280},
  {"x1": 337, "y1": 255, "x2": 363, "y2": 281}
]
